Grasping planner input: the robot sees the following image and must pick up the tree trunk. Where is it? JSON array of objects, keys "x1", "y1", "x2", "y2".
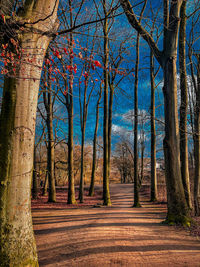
[
  {"x1": 133, "y1": 33, "x2": 141, "y2": 207},
  {"x1": 179, "y1": 0, "x2": 192, "y2": 209},
  {"x1": 66, "y1": 3, "x2": 76, "y2": 204},
  {"x1": 42, "y1": 170, "x2": 48, "y2": 196},
  {"x1": 108, "y1": 84, "x2": 114, "y2": 179},
  {"x1": 150, "y1": 50, "x2": 158, "y2": 202},
  {"x1": 139, "y1": 141, "x2": 145, "y2": 188},
  {"x1": 0, "y1": 1, "x2": 59, "y2": 265},
  {"x1": 89, "y1": 87, "x2": 102, "y2": 196},
  {"x1": 102, "y1": 0, "x2": 111, "y2": 206},
  {"x1": 43, "y1": 71, "x2": 56, "y2": 203},
  {"x1": 32, "y1": 146, "x2": 38, "y2": 200},
  {"x1": 163, "y1": 56, "x2": 189, "y2": 224},
  {"x1": 194, "y1": 55, "x2": 200, "y2": 216},
  {"x1": 79, "y1": 120, "x2": 86, "y2": 203},
  {"x1": 67, "y1": 101, "x2": 76, "y2": 204},
  {"x1": 46, "y1": 91, "x2": 56, "y2": 202}
]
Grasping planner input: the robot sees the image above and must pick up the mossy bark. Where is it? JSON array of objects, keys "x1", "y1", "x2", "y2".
[
  {"x1": 179, "y1": 0, "x2": 192, "y2": 209},
  {"x1": 0, "y1": 0, "x2": 59, "y2": 265},
  {"x1": 163, "y1": 57, "x2": 189, "y2": 224}
]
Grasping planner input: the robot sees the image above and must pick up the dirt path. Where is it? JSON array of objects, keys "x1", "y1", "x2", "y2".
[{"x1": 33, "y1": 184, "x2": 200, "y2": 266}]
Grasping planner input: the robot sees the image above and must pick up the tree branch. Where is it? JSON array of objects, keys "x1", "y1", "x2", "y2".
[{"x1": 119, "y1": 0, "x2": 163, "y2": 66}]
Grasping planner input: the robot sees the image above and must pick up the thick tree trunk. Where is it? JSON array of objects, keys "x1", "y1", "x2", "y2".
[
  {"x1": 102, "y1": 0, "x2": 111, "y2": 206},
  {"x1": 163, "y1": 57, "x2": 189, "y2": 224},
  {"x1": 179, "y1": 0, "x2": 192, "y2": 209},
  {"x1": 89, "y1": 87, "x2": 102, "y2": 196},
  {"x1": 0, "y1": 1, "x2": 59, "y2": 265},
  {"x1": 150, "y1": 51, "x2": 158, "y2": 202},
  {"x1": 194, "y1": 55, "x2": 200, "y2": 216},
  {"x1": 133, "y1": 33, "x2": 141, "y2": 207}
]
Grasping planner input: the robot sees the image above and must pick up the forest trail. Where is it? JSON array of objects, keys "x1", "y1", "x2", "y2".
[{"x1": 33, "y1": 184, "x2": 200, "y2": 267}]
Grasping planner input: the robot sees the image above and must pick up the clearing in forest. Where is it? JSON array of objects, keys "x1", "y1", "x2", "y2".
[{"x1": 33, "y1": 184, "x2": 200, "y2": 267}]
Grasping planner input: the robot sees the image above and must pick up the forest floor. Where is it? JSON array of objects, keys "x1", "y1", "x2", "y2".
[{"x1": 32, "y1": 184, "x2": 200, "y2": 267}]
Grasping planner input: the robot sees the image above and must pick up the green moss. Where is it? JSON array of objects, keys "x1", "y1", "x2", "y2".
[
  {"x1": 162, "y1": 214, "x2": 192, "y2": 227},
  {"x1": 19, "y1": 257, "x2": 39, "y2": 267},
  {"x1": 103, "y1": 199, "x2": 112, "y2": 206}
]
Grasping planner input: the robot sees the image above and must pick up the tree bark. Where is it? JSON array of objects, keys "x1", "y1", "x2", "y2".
[
  {"x1": 108, "y1": 84, "x2": 114, "y2": 180},
  {"x1": 67, "y1": 0, "x2": 76, "y2": 205},
  {"x1": 179, "y1": 0, "x2": 192, "y2": 209},
  {"x1": 79, "y1": 118, "x2": 86, "y2": 203},
  {"x1": 67, "y1": 95, "x2": 76, "y2": 204},
  {"x1": 32, "y1": 146, "x2": 38, "y2": 200},
  {"x1": 150, "y1": 50, "x2": 158, "y2": 202},
  {"x1": 42, "y1": 170, "x2": 48, "y2": 196},
  {"x1": 194, "y1": 55, "x2": 200, "y2": 216},
  {"x1": 102, "y1": 0, "x2": 111, "y2": 206},
  {"x1": 43, "y1": 69, "x2": 56, "y2": 202},
  {"x1": 89, "y1": 87, "x2": 102, "y2": 196},
  {"x1": 0, "y1": 1, "x2": 59, "y2": 264},
  {"x1": 133, "y1": 33, "x2": 141, "y2": 207}
]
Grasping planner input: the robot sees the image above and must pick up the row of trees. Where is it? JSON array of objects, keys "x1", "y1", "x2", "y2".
[{"x1": 0, "y1": 0, "x2": 199, "y2": 265}]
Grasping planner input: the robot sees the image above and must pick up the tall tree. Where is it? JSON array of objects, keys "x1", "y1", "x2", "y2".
[
  {"x1": 0, "y1": 0, "x2": 59, "y2": 265},
  {"x1": 43, "y1": 61, "x2": 56, "y2": 202},
  {"x1": 132, "y1": 0, "x2": 147, "y2": 207},
  {"x1": 78, "y1": 55, "x2": 94, "y2": 203},
  {"x1": 179, "y1": 0, "x2": 192, "y2": 209},
  {"x1": 89, "y1": 85, "x2": 102, "y2": 196},
  {"x1": 150, "y1": 50, "x2": 158, "y2": 202},
  {"x1": 193, "y1": 54, "x2": 200, "y2": 216},
  {"x1": 102, "y1": 0, "x2": 111, "y2": 205},
  {"x1": 187, "y1": 4, "x2": 200, "y2": 215},
  {"x1": 119, "y1": 0, "x2": 190, "y2": 224}
]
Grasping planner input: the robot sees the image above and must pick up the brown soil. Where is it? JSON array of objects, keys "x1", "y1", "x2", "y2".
[{"x1": 32, "y1": 184, "x2": 200, "y2": 266}]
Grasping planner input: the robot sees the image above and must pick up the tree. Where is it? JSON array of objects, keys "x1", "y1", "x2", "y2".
[
  {"x1": 78, "y1": 53, "x2": 95, "y2": 203},
  {"x1": 42, "y1": 58, "x2": 56, "y2": 202},
  {"x1": 179, "y1": 0, "x2": 192, "y2": 209},
  {"x1": 101, "y1": 0, "x2": 112, "y2": 205},
  {"x1": 119, "y1": 0, "x2": 190, "y2": 224},
  {"x1": 0, "y1": 0, "x2": 59, "y2": 265},
  {"x1": 89, "y1": 84, "x2": 102, "y2": 196},
  {"x1": 132, "y1": 0, "x2": 147, "y2": 207}
]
